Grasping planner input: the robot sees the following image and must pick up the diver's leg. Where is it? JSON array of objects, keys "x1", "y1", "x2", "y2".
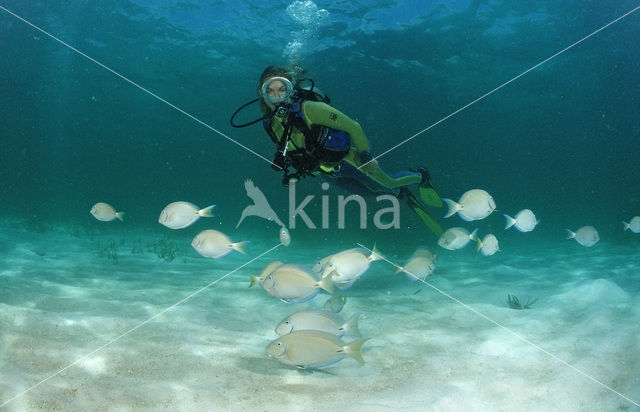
[
  {"x1": 335, "y1": 157, "x2": 443, "y2": 237},
  {"x1": 334, "y1": 156, "x2": 404, "y2": 194},
  {"x1": 343, "y1": 151, "x2": 421, "y2": 190},
  {"x1": 365, "y1": 167, "x2": 422, "y2": 189},
  {"x1": 343, "y1": 153, "x2": 443, "y2": 208}
]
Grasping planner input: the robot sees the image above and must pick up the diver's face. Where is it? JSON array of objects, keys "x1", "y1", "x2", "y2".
[{"x1": 264, "y1": 79, "x2": 288, "y2": 107}]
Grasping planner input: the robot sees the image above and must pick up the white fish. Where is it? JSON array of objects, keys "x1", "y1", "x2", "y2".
[
  {"x1": 158, "y1": 201, "x2": 215, "y2": 229},
  {"x1": 395, "y1": 247, "x2": 437, "y2": 281},
  {"x1": 477, "y1": 234, "x2": 500, "y2": 256},
  {"x1": 90, "y1": 202, "x2": 124, "y2": 222},
  {"x1": 622, "y1": 216, "x2": 640, "y2": 233},
  {"x1": 443, "y1": 189, "x2": 496, "y2": 221},
  {"x1": 410, "y1": 247, "x2": 438, "y2": 262},
  {"x1": 438, "y1": 227, "x2": 478, "y2": 250},
  {"x1": 279, "y1": 227, "x2": 291, "y2": 246},
  {"x1": 395, "y1": 257, "x2": 435, "y2": 281},
  {"x1": 566, "y1": 226, "x2": 599, "y2": 247},
  {"x1": 321, "y1": 246, "x2": 382, "y2": 289},
  {"x1": 261, "y1": 263, "x2": 333, "y2": 303},
  {"x1": 266, "y1": 330, "x2": 368, "y2": 369},
  {"x1": 275, "y1": 310, "x2": 361, "y2": 337},
  {"x1": 312, "y1": 254, "x2": 334, "y2": 273},
  {"x1": 191, "y1": 229, "x2": 248, "y2": 258},
  {"x1": 248, "y1": 260, "x2": 284, "y2": 287},
  {"x1": 504, "y1": 209, "x2": 538, "y2": 232}
]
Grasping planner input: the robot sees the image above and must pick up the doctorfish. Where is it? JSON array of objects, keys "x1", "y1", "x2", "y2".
[
  {"x1": 191, "y1": 229, "x2": 248, "y2": 258},
  {"x1": 395, "y1": 247, "x2": 437, "y2": 281},
  {"x1": 248, "y1": 260, "x2": 284, "y2": 287},
  {"x1": 323, "y1": 295, "x2": 347, "y2": 313},
  {"x1": 261, "y1": 263, "x2": 333, "y2": 303},
  {"x1": 90, "y1": 202, "x2": 124, "y2": 222},
  {"x1": 504, "y1": 209, "x2": 539, "y2": 232},
  {"x1": 321, "y1": 246, "x2": 382, "y2": 289},
  {"x1": 275, "y1": 310, "x2": 361, "y2": 337},
  {"x1": 477, "y1": 233, "x2": 500, "y2": 256},
  {"x1": 566, "y1": 226, "x2": 599, "y2": 247},
  {"x1": 266, "y1": 330, "x2": 368, "y2": 369},
  {"x1": 312, "y1": 254, "x2": 334, "y2": 274},
  {"x1": 158, "y1": 201, "x2": 215, "y2": 229},
  {"x1": 443, "y1": 189, "x2": 496, "y2": 221},
  {"x1": 279, "y1": 227, "x2": 291, "y2": 246},
  {"x1": 622, "y1": 216, "x2": 640, "y2": 233},
  {"x1": 438, "y1": 227, "x2": 478, "y2": 250}
]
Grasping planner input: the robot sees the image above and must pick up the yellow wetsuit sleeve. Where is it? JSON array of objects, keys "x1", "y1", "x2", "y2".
[
  {"x1": 301, "y1": 99, "x2": 423, "y2": 191},
  {"x1": 301, "y1": 100, "x2": 370, "y2": 152}
]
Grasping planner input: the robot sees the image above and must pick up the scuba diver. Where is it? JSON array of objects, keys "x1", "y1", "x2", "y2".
[{"x1": 230, "y1": 65, "x2": 444, "y2": 236}]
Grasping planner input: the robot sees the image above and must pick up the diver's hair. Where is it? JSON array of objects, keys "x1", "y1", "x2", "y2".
[{"x1": 257, "y1": 65, "x2": 308, "y2": 115}]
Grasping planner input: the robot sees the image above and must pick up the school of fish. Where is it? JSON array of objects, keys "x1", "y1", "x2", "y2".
[{"x1": 87, "y1": 189, "x2": 638, "y2": 371}]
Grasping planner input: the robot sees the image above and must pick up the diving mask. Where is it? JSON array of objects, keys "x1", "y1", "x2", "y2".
[{"x1": 261, "y1": 76, "x2": 294, "y2": 104}]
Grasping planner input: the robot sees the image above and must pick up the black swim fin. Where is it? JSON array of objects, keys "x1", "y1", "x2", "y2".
[
  {"x1": 399, "y1": 188, "x2": 444, "y2": 237},
  {"x1": 413, "y1": 167, "x2": 443, "y2": 208}
]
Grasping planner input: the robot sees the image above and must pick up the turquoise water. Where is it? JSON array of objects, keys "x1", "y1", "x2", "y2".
[{"x1": 1, "y1": 1, "x2": 639, "y2": 410}]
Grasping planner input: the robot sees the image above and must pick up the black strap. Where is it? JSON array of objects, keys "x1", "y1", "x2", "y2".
[
  {"x1": 230, "y1": 98, "x2": 266, "y2": 128},
  {"x1": 266, "y1": 97, "x2": 345, "y2": 183}
]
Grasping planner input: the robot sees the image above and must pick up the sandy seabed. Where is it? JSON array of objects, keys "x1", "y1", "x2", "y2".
[{"x1": 1, "y1": 221, "x2": 639, "y2": 412}]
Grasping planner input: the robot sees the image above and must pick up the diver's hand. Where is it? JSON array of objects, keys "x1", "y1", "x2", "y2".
[{"x1": 358, "y1": 151, "x2": 379, "y2": 174}]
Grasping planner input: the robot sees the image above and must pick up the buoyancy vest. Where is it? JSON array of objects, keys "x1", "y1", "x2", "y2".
[{"x1": 263, "y1": 88, "x2": 351, "y2": 181}]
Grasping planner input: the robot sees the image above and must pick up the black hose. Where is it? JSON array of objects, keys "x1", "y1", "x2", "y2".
[{"x1": 229, "y1": 98, "x2": 265, "y2": 128}]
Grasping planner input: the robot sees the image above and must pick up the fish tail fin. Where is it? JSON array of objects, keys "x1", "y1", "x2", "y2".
[
  {"x1": 369, "y1": 244, "x2": 384, "y2": 262},
  {"x1": 393, "y1": 266, "x2": 404, "y2": 275},
  {"x1": 116, "y1": 212, "x2": 125, "y2": 221},
  {"x1": 233, "y1": 241, "x2": 249, "y2": 254},
  {"x1": 565, "y1": 229, "x2": 576, "y2": 240},
  {"x1": 476, "y1": 237, "x2": 483, "y2": 252},
  {"x1": 344, "y1": 338, "x2": 369, "y2": 364},
  {"x1": 442, "y1": 198, "x2": 459, "y2": 218},
  {"x1": 342, "y1": 312, "x2": 362, "y2": 337},
  {"x1": 248, "y1": 274, "x2": 260, "y2": 288},
  {"x1": 622, "y1": 221, "x2": 630, "y2": 231},
  {"x1": 318, "y1": 272, "x2": 334, "y2": 294},
  {"x1": 199, "y1": 205, "x2": 216, "y2": 217},
  {"x1": 469, "y1": 228, "x2": 479, "y2": 242},
  {"x1": 503, "y1": 214, "x2": 516, "y2": 230}
]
